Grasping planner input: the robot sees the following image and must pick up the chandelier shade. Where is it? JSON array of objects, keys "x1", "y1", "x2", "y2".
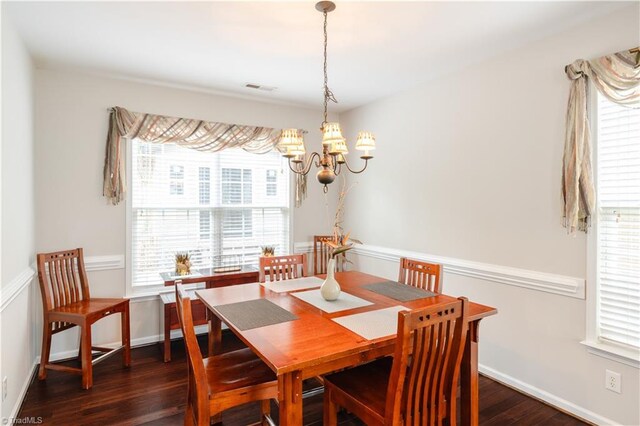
[
  {"x1": 329, "y1": 138, "x2": 349, "y2": 155},
  {"x1": 322, "y1": 122, "x2": 345, "y2": 146},
  {"x1": 355, "y1": 131, "x2": 376, "y2": 158},
  {"x1": 279, "y1": 128, "x2": 304, "y2": 147}
]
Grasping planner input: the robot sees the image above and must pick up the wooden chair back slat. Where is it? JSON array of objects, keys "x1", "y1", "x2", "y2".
[
  {"x1": 175, "y1": 284, "x2": 210, "y2": 425},
  {"x1": 64, "y1": 256, "x2": 79, "y2": 303},
  {"x1": 398, "y1": 257, "x2": 443, "y2": 293},
  {"x1": 313, "y1": 235, "x2": 346, "y2": 275},
  {"x1": 38, "y1": 249, "x2": 91, "y2": 333},
  {"x1": 259, "y1": 254, "x2": 307, "y2": 283},
  {"x1": 385, "y1": 298, "x2": 468, "y2": 425}
]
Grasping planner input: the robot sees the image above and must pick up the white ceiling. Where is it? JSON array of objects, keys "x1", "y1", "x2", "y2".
[{"x1": 4, "y1": 1, "x2": 629, "y2": 111}]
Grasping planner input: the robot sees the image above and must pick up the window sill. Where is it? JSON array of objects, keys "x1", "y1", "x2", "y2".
[
  {"x1": 126, "y1": 283, "x2": 206, "y2": 303},
  {"x1": 581, "y1": 340, "x2": 640, "y2": 369}
]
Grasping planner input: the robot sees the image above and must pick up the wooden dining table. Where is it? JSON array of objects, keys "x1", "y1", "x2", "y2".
[{"x1": 196, "y1": 271, "x2": 497, "y2": 426}]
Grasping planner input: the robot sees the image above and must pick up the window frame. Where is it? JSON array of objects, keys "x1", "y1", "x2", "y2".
[
  {"x1": 583, "y1": 88, "x2": 640, "y2": 368},
  {"x1": 125, "y1": 140, "x2": 295, "y2": 298}
]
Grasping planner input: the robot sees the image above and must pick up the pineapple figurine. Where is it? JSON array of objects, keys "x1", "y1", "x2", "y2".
[
  {"x1": 261, "y1": 246, "x2": 275, "y2": 257},
  {"x1": 175, "y1": 252, "x2": 191, "y2": 276}
]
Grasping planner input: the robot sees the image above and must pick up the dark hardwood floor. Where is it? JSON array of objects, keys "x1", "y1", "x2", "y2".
[{"x1": 19, "y1": 333, "x2": 587, "y2": 425}]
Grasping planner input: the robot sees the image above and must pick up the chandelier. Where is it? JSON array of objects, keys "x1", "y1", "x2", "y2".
[{"x1": 278, "y1": 1, "x2": 376, "y2": 192}]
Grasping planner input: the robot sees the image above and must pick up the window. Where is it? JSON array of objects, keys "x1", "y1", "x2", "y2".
[
  {"x1": 199, "y1": 167, "x2": 210, "y2": 204},
  {"x1": 266, "y1": 169, "x2": 278, "y2": 196},
  {"x1": 222, "y1": 209, "x2": 253, "y2": 238},
  {"x1": 590, "y1": 92, "x2": 640, "y2": 354},
  {"x1": 169, "y1": 165, "x2": 184, "y2": 195},
  {"x1": 221, "y1": 168, "x2": 252, "y2": 204},
  {"x1": 129, "y1": 141, "x2": 290, "y2": 288},
  {"x1": 199, "y1": 211, "x2": 211, "y2": 239}
]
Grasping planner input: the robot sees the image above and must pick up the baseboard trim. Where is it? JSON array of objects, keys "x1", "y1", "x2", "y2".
[
  {"x1": 8, "y1": 361, "x2": 38, "y2": 421},
  {"x1": 294, "y1": 242, "x2": 585, "y2": 299},
  {"x1": 479, "y1": 364, "x2": 616, "y2": 426},
  {"x1": 1, "y1": 267, "x2": 35, "y2": 313},
  {"x1": 40, "y1": 325, "x2": 209, "y2": 363},
  {"x1": 40, "y1": 334, "x2": 162, "y2": 363}
]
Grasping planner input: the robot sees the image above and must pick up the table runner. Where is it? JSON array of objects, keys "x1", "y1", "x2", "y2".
[
  {"x1": 364, "y1": 281, "x2": 437, "y2": 302},
  {"x1": 291, "y1": 289, "x2": 373, "y2": 313},
  {"x1": 332, "y1": 306, "x2": 409, "y2": 340},
  {"x1": 213, "y1": 298, "x2": 298, "y2": 331},
  {"x1": 260, "y1": 276, "x2": 324, "y2": 293}
]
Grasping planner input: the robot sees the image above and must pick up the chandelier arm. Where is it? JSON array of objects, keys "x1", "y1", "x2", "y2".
[
  {"x1": 340, "y1": 156, "x2": 370, "y2": 174},
  {"x1": 287, "y1": 152, "x2": 322, "y2": 175},
  {"x1": 330, "y1": 154, "x2": 341, "y2": 175}
]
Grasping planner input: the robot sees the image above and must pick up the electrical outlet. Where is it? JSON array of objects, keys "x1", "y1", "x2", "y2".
[
  {"x1": 2, "y1": 376, "x2": 7, "y2": 401},
  {"x1": 605, "y1": 370, "x2": 621, "y2": 394}
]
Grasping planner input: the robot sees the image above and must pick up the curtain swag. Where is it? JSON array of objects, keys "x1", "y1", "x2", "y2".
[
  {"x1": 562, "y1": 47, "x2": 640, "y2": 235},
  {"x1": 102, "y1": 106, "x2": 307, "y2": 207}
]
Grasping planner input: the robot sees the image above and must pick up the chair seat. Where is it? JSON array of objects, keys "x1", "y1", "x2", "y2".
[
  {"x1": 204, "y1": 347, "x2": 277, "y2": 394},
  {"x1": 324, "y1": 356, "x2": 393, "y2": 419},
  {"x1": 50, "y1": 298, "x2": 127, "y2": 317}
]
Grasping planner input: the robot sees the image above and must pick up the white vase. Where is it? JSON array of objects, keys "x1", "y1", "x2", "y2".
[{"x1": 321, "y1": 258, "x2": 341, "y2": 301}]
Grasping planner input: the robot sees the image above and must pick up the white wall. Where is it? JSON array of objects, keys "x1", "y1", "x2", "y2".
[
  {"x1": 0, "y1": 8, "x2": 36, "y2": 420},
  {"x1": 340, "y1": 5, "x2": 639, "y2": 426},
  {"x1": 34, "y1": 69, "x2": 339, "y2": 358},
  {"x1": 1, "y1": 10, "x2": 35, "y2": 288}
]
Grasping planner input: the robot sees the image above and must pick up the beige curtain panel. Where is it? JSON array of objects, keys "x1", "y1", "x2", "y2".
[
  {"x1": 562, "y1": 47, "x2": 640, "y2": 234},
  {"x1": 103, "y1": 106, "x2": 307, "y2": 206}
]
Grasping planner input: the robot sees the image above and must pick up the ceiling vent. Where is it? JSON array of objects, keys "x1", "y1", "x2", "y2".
[{"x1": 245, "y1": 83, "x2": 277, "y2": 92}]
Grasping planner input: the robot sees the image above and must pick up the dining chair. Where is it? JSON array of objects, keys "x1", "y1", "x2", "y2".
[
  {"x1": 259, "y1": 253, "x2": 307, "y2": 283},
  {"x1": 36, "y1": 248, "x2": 130, "y2": 389},
  {"x1": 259, "y1": 252, "x2": 325, "y2": 395},
  {"x1": 323, "y1": 297, "x2": 469, "y2": 426},
  {"x1": 398, "y1": 257, "x2": 443, "y2": 293},
  {"x1": 313, "y1": 235, "x2": 346, "y2": 275},
  {"x1": 175, "y1": 284, "x2": 278, "y2": 426}
]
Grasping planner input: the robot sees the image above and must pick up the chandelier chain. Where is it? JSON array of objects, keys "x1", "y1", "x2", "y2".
[{"x1": 322, "y1": 9, "x2": 337, "y2": 128}]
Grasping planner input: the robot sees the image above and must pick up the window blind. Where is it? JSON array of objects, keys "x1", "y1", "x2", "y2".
[
  {"x1": 131, "y1": 140, "x2": 290, "y2": 287},
  {"x1": 596, "y1": 93, "x2": 640, "y2": 349}
]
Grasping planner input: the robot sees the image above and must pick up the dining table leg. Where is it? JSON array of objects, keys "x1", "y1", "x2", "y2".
[
  {"x1": 278, "y1": 370, "x2": 303, "y2": 426},
  {"x1": 461, "y1": 319, "x2": 481, "y2": 426},
  {"x1": 208, "y1": 312, "x2": 222, "y2": 356},
  {"x1": 207, "y1": 311, "x2": 223, "y2": 425}
]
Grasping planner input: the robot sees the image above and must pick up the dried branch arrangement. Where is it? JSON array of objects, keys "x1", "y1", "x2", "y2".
[{"x1": 329, "y1": 180, "x2": 362, "y2": 259}]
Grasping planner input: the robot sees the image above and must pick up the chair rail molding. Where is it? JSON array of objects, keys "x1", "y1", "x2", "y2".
[
  {"x1": 294, "y1": 242, "x2": 585, "y2": 299},
  {"x1": 1, "y1": 266, "x2": 36, "y2": 312},
  {"x1": 0, "y1": 255, "x2": 124, "y2": 313}
]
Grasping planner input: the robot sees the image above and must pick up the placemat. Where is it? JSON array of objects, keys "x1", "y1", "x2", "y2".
[
  {"x1": 213, "y1": 298, "x2": 298, "y2": 331},
  {"x1": 332, "y1": 306, "x2": 409, "y2": 340},
  {"x1": 260, "y1": 276, "x2": 324, "y2": 293},
  {"x1": 364, "y1": 281, "x2": 437, "y2": 302},
  {"x1": 291, "y1": 289, "x2": 373, "y2": 313}
]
